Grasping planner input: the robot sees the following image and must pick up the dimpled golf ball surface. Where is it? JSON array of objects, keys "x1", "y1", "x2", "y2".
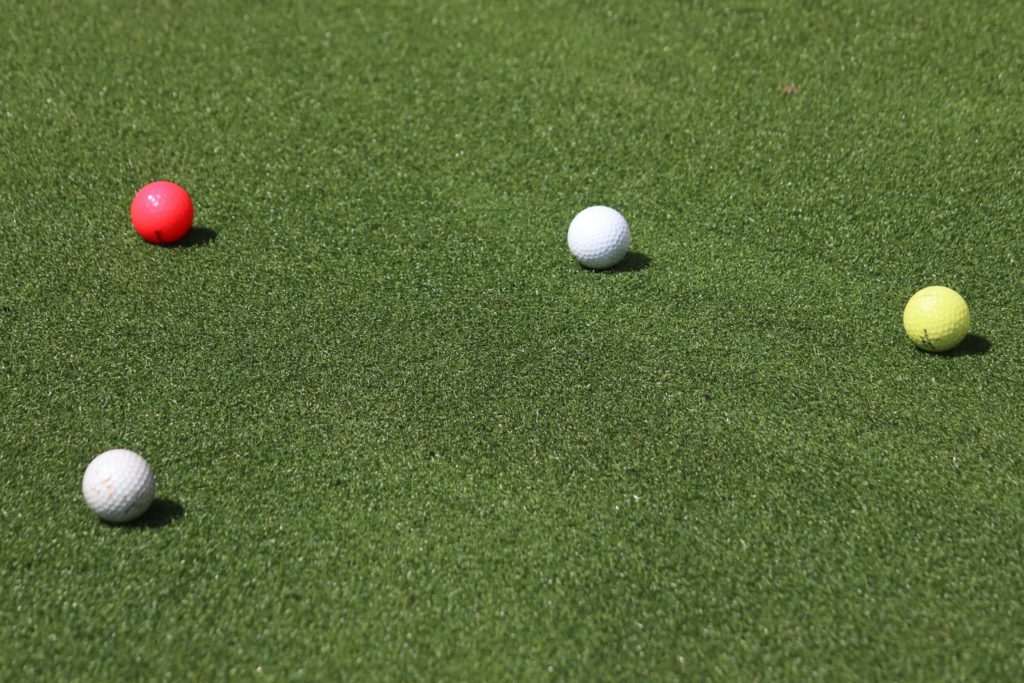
[
  {"x1": 903, "y1": 286, "x2": 970, "y2": 352},
  {"x1": 567, "y1": 205, "x2": 631, "y2": 269},
  {"x1": 131, "y1": 181, "x2": 194, "y2": 244},
  {"x1": 82, "y1": 449, "x2": 156, "y2": 523}
]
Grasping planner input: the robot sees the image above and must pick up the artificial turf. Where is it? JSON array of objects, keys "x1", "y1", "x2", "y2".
[{"x1": 2, "y1": 0, "x2": 1024, "y2": 679}]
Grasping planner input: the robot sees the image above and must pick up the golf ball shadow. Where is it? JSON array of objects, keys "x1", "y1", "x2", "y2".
[
  {"x1": 113, "y1": 498, "x2": 185, "y2": 529},
  {"x1": 594, "y1": 251, "x2": 652, "y2": 274},
  {"x1": 916, "y1": 333, "x2": 991, "y2": 358},
  {"x1": 156, "y1": 226, "x2": 218, "y2": 249}
]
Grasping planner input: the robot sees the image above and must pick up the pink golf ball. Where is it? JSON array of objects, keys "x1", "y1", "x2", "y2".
[{"x1": 131, "y1": 181, "x2": 194, "y2": 244}]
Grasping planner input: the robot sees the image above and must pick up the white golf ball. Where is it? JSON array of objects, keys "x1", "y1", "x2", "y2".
[
  {"x1": 567, "y1": 205, "x2": 631, "y2": 269},
  {"x1": 82, "y1": 449, "x2": 156, "y2": 523}
]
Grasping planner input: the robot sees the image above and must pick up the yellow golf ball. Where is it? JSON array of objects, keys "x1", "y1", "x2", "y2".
[{"x1": 902, "y1": 286, "x2": 970, "y2": 352}]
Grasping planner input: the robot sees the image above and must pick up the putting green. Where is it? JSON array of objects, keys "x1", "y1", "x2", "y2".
[{"x1": 2, "y1": 1, "x2": 1023, "y2": 680}]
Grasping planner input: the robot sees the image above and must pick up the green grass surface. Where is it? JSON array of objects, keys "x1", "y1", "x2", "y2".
[{"x1": 3, "y1": 0, "x2": 1024, "y2": 679}]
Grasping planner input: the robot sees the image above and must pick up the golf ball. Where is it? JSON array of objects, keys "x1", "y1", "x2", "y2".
[
  {"x1": 82, "y1": 449, "x2": 156, "y2": 523},
  {"x1": 131, "y1": 181, "x2": 194, "y2": 244},
  {"x1": 902, "y1": 286, "x2": 970, "y2": 352},
  {"x1": 567, "y1": 205, "x2": 631, "y2": 269}
]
